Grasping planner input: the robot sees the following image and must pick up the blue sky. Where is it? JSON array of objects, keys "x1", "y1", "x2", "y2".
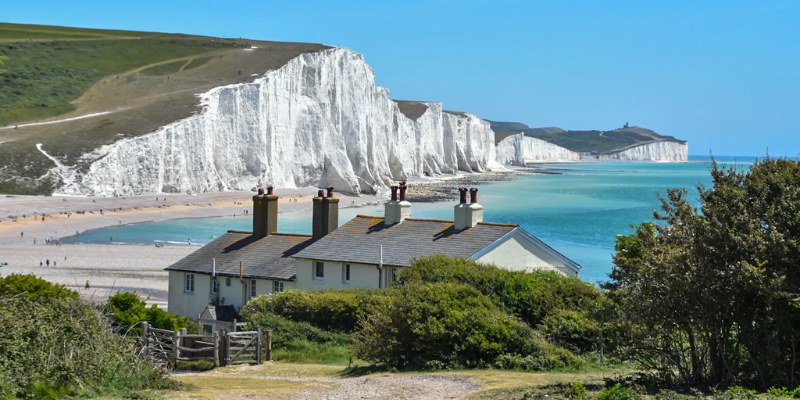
[{"x1": 4, "y1": 1, "x2": 799, "y2": 156}]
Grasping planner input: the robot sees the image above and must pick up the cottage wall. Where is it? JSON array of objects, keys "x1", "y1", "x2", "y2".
[
  {"x1": 475, "y1": 231, "x2": 576, "y2": 276},
  {"x1": 295, "y1": 259, "x2": 386, "y2": 290},
  {"x1": 168, "y1": 271, "x2": 212, "y2": 319},
  {"x1": 169, "y1": 271, "x2": 296, "y2": 319}
]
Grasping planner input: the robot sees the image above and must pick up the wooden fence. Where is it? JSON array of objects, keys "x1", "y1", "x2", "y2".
[{"x1": 139, "y1": 322, "x2": 271, "y2": 369}]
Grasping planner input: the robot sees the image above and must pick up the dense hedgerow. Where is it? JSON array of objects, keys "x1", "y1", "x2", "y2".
[
  {"x1": 401, "y1": 255, "x2": 602, "y2": 328},
  {"x1": 352, "y1": 282, "x2": 583, "y2": 370},
  {"x1": 241, "y1": 289, "x2": 388, "y2": 333},
  {"x1": 0, "y1": 274, "x2": 174, "y2": 398}
]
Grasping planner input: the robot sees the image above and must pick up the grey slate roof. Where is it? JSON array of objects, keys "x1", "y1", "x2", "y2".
[
  {"x1": 292, "y1": 215, "x2": 517, "y2": 267},
  {"x1": 165, "y1": 231, "x2": 313, "y2": 280}
]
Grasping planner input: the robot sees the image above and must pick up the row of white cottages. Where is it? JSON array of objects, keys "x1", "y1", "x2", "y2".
[{"x1": 166, "y1": 184, "x2": 580, "y2": 331}]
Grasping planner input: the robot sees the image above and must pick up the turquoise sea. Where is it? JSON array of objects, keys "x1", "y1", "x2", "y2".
[{"x1": 63, "y1": 155, "x2": 757, "y2": 283}]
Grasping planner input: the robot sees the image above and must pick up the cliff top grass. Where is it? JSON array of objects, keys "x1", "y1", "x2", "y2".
[
  {"x1": 0, "y1": 22, "x2": 328, "y2": 194},
  {"x1": 489, "y1": 120, "x2": 686, "y2": 154}
]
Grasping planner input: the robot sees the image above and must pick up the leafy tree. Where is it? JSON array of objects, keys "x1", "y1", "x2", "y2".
[
  {"x1": 606, "y1": 158, "x2": 800, "y2": 388},
  {"x1": 0, "y1": 273, "x2": 78, "y2": 302}
]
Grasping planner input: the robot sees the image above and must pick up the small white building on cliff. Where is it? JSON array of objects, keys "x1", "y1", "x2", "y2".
[{"x1": 165, "y1": 185, "x2": 580, "y2": 319}]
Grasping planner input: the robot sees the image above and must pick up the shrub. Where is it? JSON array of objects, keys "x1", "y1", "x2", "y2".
[
  {"x1": 241, "y1": 289, "x2": 387, "y2": 333},
  {"x1": 0, "y1": 277, "x2": 174, "y2": 398},
  {"x1": 566, "y1": 381, "x2": 588, "y2": 399},
  {"x1": 242, "y1": 311, "x2": 349, "y2": 348},
  {"x1": 0, "y1": 273, "x2": 78, "y2": 302},
  {"x1": 539, "y1": 309, "x2": 600, "y2": 354},
  {"x1": 105, "y1": 291, "x2": 191, "y2": 332},
  {"x1": 352, "y1": 282, "x2": 583, "y2": 370},
  {"x1": 597, "y1": 384, "x2": 634, "y2": 400},
  {"x1": 402, "y1": 255, "x2": 602, "y2": 328}
]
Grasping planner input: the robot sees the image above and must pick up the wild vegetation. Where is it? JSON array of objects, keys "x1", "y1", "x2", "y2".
[
  {"x1": 0, "y1": 274, "x2": 175, "y2": 399},
  {"x1": 606, "y1": 158, "x2": 800, "y2": 389},
  {"x1": 104, "y1": 291, "x2": 193, "y2": 333},
  {"x1": 242, "y1": 258, "x2": 605, "y2": 371}
]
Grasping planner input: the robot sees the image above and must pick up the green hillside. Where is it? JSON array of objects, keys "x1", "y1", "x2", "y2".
[
  {"x1": 488, "y1": 120, "x2": 686, "y2": 154},
  {"x1": 0, "y1": 22, "x2": 327, "y2": 194}
]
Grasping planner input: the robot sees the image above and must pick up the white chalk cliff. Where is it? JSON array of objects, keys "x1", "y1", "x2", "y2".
[
  {"x1": 496, "y1": 134, "x2": 581, "y2": 164},
  {"x1": 496, "y1": 134, "x2": 688, "y2": 165},
  {"x1": 593, "y1": 141, "x2": 688, "y2": 161},
  {"x1": 56, "y1": 48, "x2": 501, "y2": 196}
]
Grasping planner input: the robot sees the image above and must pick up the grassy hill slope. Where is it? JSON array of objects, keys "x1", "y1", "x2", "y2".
[
  {"x1": 0, "y1": 22, "x2": 328, "y2": 194},
  {"x1": 488, "y1": 120, "x2": 686, "y2": 154}
]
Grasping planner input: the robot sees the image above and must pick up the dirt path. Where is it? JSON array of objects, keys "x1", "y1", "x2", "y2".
[{"x1": 287, "y1": 374, "x2": 481, "y2": 399}]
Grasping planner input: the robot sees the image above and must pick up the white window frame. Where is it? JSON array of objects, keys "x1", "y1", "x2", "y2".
[
  {"x1": 314, "y1": 261, "x2": 324, "y2": 281},
  {"x1": 342, "y1": 263, "x2": 351, "y2": 284},
  {"x1": 184, "y1": 273, "x2": 194, "y2": 293},
  {"x1": 273, "y1": 280, "x2": 284, "y2": 293},
  {"x1": 249, "y1": 279, "x2": 257, "y2": 298}
]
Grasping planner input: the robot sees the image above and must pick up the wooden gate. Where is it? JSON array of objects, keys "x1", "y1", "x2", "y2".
[{"x1": 139, "y1": 322, "x2": 270, "y2": 368}]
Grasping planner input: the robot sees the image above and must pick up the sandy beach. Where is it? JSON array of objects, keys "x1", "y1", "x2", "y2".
[{"x1": 0, "y1": 188, "x2": 384, "y2": 307}]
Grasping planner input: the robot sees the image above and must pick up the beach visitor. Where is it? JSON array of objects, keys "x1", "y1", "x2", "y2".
[
  {"x1": 85, "y1": 280, "x2": 90, "y2": 289},
  {"x1": 46, "y1": 259, "x2": 49, "y2": 267}
]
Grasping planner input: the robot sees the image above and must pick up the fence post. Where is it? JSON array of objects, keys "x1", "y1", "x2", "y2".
[
  {"x1": 219, "y1": 329, "x2": 228, "y2": 367},
  {"x1": 213, "y1": 331, "x2": 220, "y2": 367},
  {"x1": 256, "y1": 327, "x2": 263, "y2": 364},
  {"x1": 172, "y1": 329, "x2": 180, "y2": 369},
  {"x1": 266, "y1": 330, "x2": 272, "y2": 362},
  {"x1": 141, "y1": 322, "x2": 150, "y2": 357}
]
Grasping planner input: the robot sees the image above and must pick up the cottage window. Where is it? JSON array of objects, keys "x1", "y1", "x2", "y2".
[
  {"x1": 184, "y1": 273, "x2": 194, "y2": 293},
  {"x1": 314, "y1": 261, "x2": 324, "y2": 279},
  {"x1": 202, "y1": 324, "x2": 213, "y2": 335},
  {"x1": 273, "y1": 281, "x2": 284, "y2": 293},
  {"x1": 249, "y1": 279, "x2": 257, "y2": 298},
  {"x1": 342, "y1": 264, "x2": 351, "y2": 284}
]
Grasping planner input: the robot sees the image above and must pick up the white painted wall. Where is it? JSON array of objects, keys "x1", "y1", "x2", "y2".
[
  {"x1": 167, "y1": 271, "x2": 212, "y2": 319},
  {"x1": 295, "y1": 259, "x2": 383, "y2": 290},
  {"x1": 476, "y1": 231, "x2": 576, "y2": 276},
  {"x1": 168, "y1": 270, "x2": 296, "y2": 318}
]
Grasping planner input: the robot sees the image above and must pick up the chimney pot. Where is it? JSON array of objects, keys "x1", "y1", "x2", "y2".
[
  {"x1": 258, "y1": 188, "x2": 264, "y2": 195},
  {"x1": 267, "y1": 186, "x2": 274, "y2": 195},
  {"x1": 317, "y1": 189, "x2": 325, "y2": 198},
  {"x1": 459, "y1": 187, "x2": 467, "y2": 204},
  {"x1": 326, "y1": 187, "x2": 334, "y2": 198},
  {"x1": 390, "y1": 186, "x2": 398, "y2": 201},
  {"x1": 470, "y1": 188, "x2": 478, "y2": 204},
  {"x1": 399, "y1": 183, "x2": 408, "y2": 202}
]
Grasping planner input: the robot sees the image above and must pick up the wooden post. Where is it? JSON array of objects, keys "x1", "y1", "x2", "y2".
[
  {"x1": 219, "y1": 329, "x2": 228, "y2": 367},
  {"x1": 268, "y1": 330, "x2": 273, "y2": 362},
  {"x1": 213, "y1": 331, "x2": 220, "y2": 367},
  {"x1": 256, "y1": 327, "x2": 263, "y2": 364},
  {"x1": 141, "y1": 322, "x2": 150, "y2": 357},
  {"x1": 172, "y1": 329, "x2": 180, "y2": 369}
]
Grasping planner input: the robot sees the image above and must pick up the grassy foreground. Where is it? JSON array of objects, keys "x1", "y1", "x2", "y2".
[{"x1": 145, "y1": 361, "x2": 617, "y2": 400}]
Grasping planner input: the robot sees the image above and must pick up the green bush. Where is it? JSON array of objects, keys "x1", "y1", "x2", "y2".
[
  {"x1": 241, "y1": 289, "x2": 387, "y2": 333},
  {"x1": 105, "y1": 291, "x2": 191, "y2": 332},
  {"x1": 566, "y1": 381, "x2": 588, "y2": 399},
  {"x1": 402, "y1": 255, "x2": 602, "y2": 328},
  {"x1": 0, "y1": 276, "x2": 174, "y2": 398},
  {"x1": 597, "y1": 384, "x2": 634, "y2": 400},
  {"x1": 0, "y1": 273, "x2": 78, "y2": 302},
  {"x1": 352, "y1": 282, "x2": 583, "y2": 370},
  {"x1": 242, "y1": 311, "x2": 349, "y2": 348},
  {"x1": 540, "y1": 309, "x2": 600, "y2": 354}
]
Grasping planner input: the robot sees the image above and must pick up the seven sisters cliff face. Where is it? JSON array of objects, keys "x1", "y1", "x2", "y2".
[{"x1": 54, "y1": 47, "x2": 687, "y2": 196}]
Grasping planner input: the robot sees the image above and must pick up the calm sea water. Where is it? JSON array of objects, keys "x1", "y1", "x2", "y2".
[{"x1": 63, "y1": 155, "x2": 757, "y2": 283}]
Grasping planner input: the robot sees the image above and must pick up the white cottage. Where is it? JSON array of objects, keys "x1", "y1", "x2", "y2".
[{"x1": 165, "y1": 184, "x2": 580, "y2": 319}]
